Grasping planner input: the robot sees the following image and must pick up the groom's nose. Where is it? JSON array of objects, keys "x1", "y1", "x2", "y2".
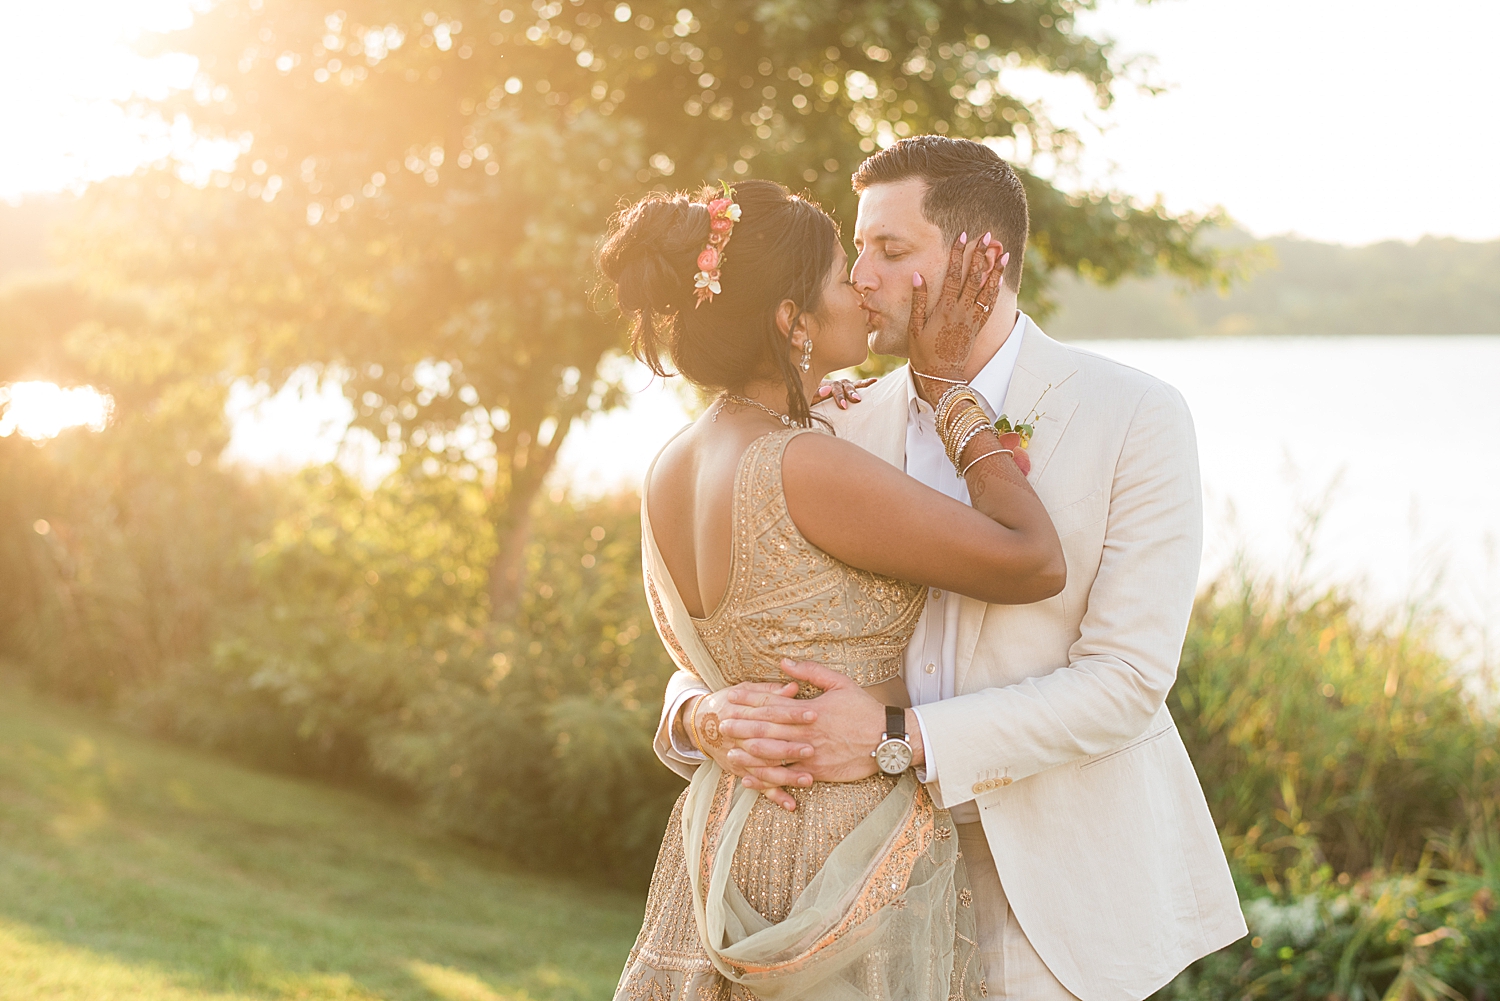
[{"x1": 850, "y1": 253, "x2": 877, "y2": 294}]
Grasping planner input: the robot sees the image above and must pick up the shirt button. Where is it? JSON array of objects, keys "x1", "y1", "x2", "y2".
[
  {"x1": 930, "y1": 589, "x2": 941, "y2": 601},
  {"x1": 924, "y1": 663, "x2": 936, "y2": 675}
]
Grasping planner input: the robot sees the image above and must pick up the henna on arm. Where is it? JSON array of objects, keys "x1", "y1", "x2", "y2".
[{"x1": 958, "y1": 426, "x2": 1038, "y2": 505}]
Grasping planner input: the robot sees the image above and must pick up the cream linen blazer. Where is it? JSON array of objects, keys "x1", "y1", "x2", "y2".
[{"x1": 652, "y1": 318, "x2": 1246, "y2": 1001}]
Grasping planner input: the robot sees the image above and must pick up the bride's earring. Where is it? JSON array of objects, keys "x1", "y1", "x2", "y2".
[{"x1": 799, "y1": 338, "x2": 814, "y2": 372}]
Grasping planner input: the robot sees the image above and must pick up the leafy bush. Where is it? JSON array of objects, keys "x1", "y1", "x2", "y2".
[
  {"x1": 1173, "y1": 578, "x2": 1500, "y2": 879},
  {"x1": 1156, "y1": 851, "x2": 1500, "y2": 1000},
  {"x1": 367, "y1": 487, "x2": 683, "y2": 883},
  {"x1": 120, "y1": 455, "x2": 497, "y2": 778},
  {"x1": 102, "y1": 458, "x2": 681, "y2": 882},
  {"x1": 0, "y1": 413, "x2": 267, "y2": 702}
]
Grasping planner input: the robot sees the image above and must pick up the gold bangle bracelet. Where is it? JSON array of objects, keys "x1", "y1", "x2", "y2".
[
  {"x1": 937, "y1": 395, "x2": 979, "y2": 431},
  {"x1": 934, "y1": 386, "x2": 979, "y2": 429},
  {"x1": 943, "y1": 419, "x2": 987, "y2": 469},
  {"x1": 940, "y1": 401, "x2": 986, "y2": 439},
  {"x1": 940, "y1": 406, "x2": 990, "y2": 465},
  {"x1": 950, "y1": 423, "x2": 995, "y2": 470},
  {"x1": 960, "y1": 447, "x2": 1013, "y2": 477},
  {"x1": 938, "y1": 403, "x2": 984, "y2": 444},
  {"x1": 944, "y1": 421, "x2": 985, "y2": 468},
  {"x1": 686, "y1": 695, "x2": 705, "y2": 753}
]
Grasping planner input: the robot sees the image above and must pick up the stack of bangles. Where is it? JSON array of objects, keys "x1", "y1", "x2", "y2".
[{"x1": 932, "y1": 382, "x2": 1014, "y2": 477}]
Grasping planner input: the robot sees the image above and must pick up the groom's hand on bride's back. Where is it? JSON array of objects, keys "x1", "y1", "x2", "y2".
[
  {"x1": 692, "y1": 680, "x2": 816, "y2": 811},
  {"x1": 721, "y1": 659, "x2": 912, "y2": 786}
]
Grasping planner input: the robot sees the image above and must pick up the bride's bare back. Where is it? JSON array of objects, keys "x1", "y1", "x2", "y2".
[{"x1": 648, "y1": 414, "x2": 768, "y2": 620}]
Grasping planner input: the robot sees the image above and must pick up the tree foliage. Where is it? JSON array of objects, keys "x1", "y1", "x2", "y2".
[{"x1": 68, "y1": 0, "x2": 1232, "y2": 610}]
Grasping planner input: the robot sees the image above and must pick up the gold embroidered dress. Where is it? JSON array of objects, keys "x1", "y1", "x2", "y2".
[{"x1": 618, "y1": 428, "x2": 983, "y2": 1001}]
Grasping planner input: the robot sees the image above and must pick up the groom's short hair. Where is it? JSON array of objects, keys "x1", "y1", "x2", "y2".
[{"x1": 852, "y1": 136, "x2": 1028, "y2": 292}]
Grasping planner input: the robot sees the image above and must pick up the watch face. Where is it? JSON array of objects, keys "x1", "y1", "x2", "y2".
[{"x1": 875, "y1": 739, "x2": 913, "y2": 775}]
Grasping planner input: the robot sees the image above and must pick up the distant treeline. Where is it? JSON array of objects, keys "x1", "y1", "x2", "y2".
[
  {"x1": 7, "y1": 201, "x2": 1497, "y2": 340},
  {"x1": 1045, "y1": 233, "x2": 1500, "y2": 339}
]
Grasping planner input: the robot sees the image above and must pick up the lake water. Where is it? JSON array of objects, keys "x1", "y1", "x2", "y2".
[{"x1": 552, "y1": 336, "x2": 1500, "y2": 658}]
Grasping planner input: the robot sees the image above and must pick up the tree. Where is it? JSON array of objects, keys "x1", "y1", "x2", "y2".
[{"x1": 86, "y1": 0, "x2": 1229, "y2": 616}]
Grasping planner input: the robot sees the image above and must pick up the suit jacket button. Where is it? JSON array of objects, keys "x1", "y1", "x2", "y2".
[{"x1": 1000, "y1": 777, "x2": 1013, "y2": 786}]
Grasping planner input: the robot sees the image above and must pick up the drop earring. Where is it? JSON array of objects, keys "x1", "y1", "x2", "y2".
[{"x1": 800, "y1": 338, "x2": 813, "y2": 372}]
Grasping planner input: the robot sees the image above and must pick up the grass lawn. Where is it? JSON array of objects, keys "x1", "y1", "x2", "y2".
[{"x1": 0, "y1": 674, "x2": 645, "y2": 1000}]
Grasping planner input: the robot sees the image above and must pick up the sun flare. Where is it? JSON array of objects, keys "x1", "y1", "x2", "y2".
[{"x1": 0, "y1": 382, "x2": 114, "y2": 440}]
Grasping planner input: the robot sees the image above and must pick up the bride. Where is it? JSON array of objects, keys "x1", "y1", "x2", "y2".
[{"x1": 598, "y1": 179, "x2": 1064, "y2": 1000}]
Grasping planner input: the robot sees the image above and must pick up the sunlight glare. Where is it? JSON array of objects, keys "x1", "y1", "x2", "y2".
[
  {"x1": 0, "y1": 0, "x2": 232, "y2": 202},
  {"x1": 0, "y1": 382, "x2": 114, "y2": 440}
]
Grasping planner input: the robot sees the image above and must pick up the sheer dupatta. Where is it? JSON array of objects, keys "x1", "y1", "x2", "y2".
[{"x1": 639, "y1": 457, "x2": 982, "y2": 1001}]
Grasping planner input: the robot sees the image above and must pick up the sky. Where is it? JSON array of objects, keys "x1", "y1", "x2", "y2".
[
  {"x1": 1021, "y1": 0, "x2": 1500, "y2": 244},
  {"x1": 2, "y1": 0, "x2": 1498, "y2": 244}
]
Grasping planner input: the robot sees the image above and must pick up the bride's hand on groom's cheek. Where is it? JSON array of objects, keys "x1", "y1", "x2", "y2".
[{"x1": 907, "y1": 231, "x2": 1005, "y2": 403}]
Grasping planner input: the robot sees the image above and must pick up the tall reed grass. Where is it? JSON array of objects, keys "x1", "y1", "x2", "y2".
[{"x1": 1175, "y1": 575, "x2": 1499, "y2": 884}]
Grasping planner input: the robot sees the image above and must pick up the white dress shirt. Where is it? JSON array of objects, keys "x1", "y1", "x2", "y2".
[
  {"x1": 667, "y1": 315, "x2": 1029, "y2": 809},
  {"x1": 904, "y1": 314, "x2": 1024, "y2": 822}
]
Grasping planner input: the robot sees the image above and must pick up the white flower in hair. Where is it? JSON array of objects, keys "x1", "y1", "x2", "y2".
[{"x1": 725, "y1": 203, "x2": 742, "y2": 222}]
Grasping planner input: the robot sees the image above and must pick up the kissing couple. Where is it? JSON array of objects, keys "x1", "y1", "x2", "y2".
[{"x1": 597, "y1": 136, "x2": 1248, "y2": 1001}]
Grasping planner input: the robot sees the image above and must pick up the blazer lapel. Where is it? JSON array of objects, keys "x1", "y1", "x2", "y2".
[
  {"x1": 996, "y1": 324, "x2": 1081, "y2": 487},
  {"x1": 955, "y1": 320, "x2": 1082, "y2": 684}
]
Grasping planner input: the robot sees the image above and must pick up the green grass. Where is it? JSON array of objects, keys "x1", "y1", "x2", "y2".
[{"x1": 0, "y1": 674, "x2": 643, "y2": 1000}]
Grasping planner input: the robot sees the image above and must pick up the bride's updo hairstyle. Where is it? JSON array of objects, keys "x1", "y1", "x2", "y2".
[{"x1": 598, "y1": 179, "x2": 839, "y2": 428}]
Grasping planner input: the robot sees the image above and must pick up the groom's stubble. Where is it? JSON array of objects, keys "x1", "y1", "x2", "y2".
[
  {"x1": 854, "y1": 181, "x2": 1019, "y2": 364},
  {"x1": 853, "y1": 179, "x2": 945, "y2": 359}
]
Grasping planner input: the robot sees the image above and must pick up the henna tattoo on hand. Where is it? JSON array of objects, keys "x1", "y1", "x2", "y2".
[{"x1": 934, "y1": 320, "x2": 971, "y2": 362}]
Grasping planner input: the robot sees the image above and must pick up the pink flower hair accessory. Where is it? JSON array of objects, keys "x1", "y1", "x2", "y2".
[{"x1": 693, "y1": 182, "x2": 741, "y2": 307}]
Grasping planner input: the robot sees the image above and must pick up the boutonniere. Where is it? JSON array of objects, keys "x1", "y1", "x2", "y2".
[{"x1": 994, "y1": 383, "x2": 1053, "y2": 477}]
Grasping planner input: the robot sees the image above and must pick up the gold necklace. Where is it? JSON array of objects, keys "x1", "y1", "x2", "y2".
[{"x1": 716, "y1": 393, "x2": 793, "y2": 427}]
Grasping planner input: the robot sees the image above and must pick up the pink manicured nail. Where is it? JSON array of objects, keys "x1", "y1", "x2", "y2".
[
  {"x1": 959, "y1": 232, "x2": 967, "y2": 244},
  {"x1": 912, "y1": 273, "x2": 923, "y2": 287},
  {"x1": 1000, "y1": 252, "x2": 1010, "y2": 266},
  {"x1": 981, "y1": 232, "x2": 992, "y2": 247}
]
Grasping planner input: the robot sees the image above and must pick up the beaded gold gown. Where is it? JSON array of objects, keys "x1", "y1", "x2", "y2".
[{"x1": 617, "y1": 428, "x2": 983, "y2": 1001}]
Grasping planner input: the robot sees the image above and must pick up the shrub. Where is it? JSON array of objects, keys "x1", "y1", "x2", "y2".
[
  {"x1": 1173, "y1": 578, "x2": 1500, "y2": 880},
  {"x1": 369, "y1": 489, "x2": 683, "y2": 884},
  {"x1": 1156, "y1": 853, "x2": 1500, "y2": 1000},
  {"x1": 0, "y1": 417, "x2": 268, "y2": 702}
]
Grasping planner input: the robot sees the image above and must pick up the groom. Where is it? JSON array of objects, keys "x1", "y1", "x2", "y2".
[{"x1": 653, "y1": 136, "x2": 1246, "y2": 1000}]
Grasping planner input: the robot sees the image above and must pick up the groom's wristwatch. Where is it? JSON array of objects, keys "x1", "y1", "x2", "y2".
[{"x1": 872, "y1": 705, "x2": 914, "y2": 775}]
